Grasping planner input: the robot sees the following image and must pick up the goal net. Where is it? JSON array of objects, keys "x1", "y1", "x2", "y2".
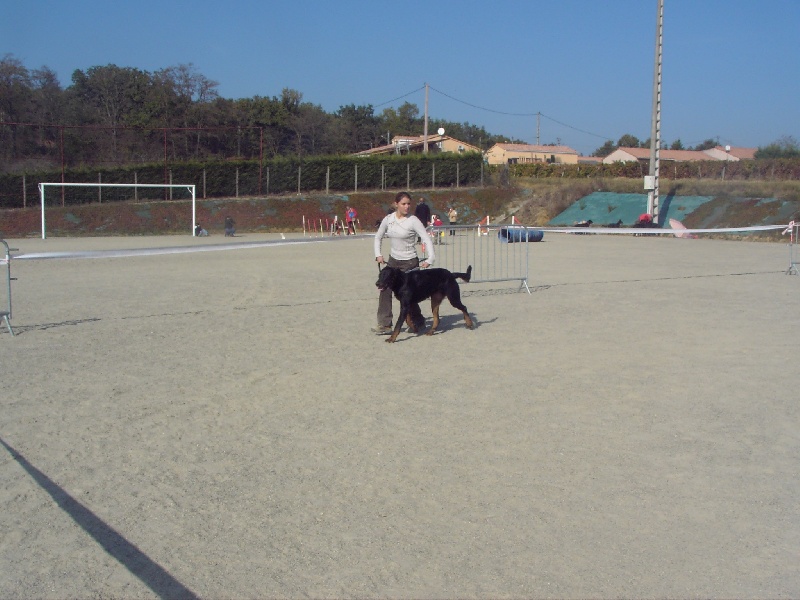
[{"x1": 37, "y1": 183, "x2": 197, "y2": 239}]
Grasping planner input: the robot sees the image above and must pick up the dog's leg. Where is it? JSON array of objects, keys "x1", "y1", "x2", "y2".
[
  {"x1": 405, "y1": 313, "x2": 418, "y2": 332},
  {"x1": 446, "y1": 289, "x2": 474, "y2": 330},
  {"x1": 387, "y1": 306, "x2": 408, "y2": 343},
  {"x1": 427, "y1": 292, "x2": 444, "y2": 335},
  {"x1": 408, "y1": 302, "x2": 424, "y2": 331}
]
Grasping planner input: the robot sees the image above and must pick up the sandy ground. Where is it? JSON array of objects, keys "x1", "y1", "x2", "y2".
[{"x1": 0, "y1": 231, "x2": 798, "y2": 599}]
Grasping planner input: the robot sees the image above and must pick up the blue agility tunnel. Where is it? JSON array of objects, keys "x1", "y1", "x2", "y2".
[{"x1": 498, "y1": 226, "x2": 544, "y2": 243}]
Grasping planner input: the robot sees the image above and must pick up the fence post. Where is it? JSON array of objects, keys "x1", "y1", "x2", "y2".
[
  {"x1": 298, "y1": 165, "x2": 302, "y2": 193},
  {"x1": 98, "y1": 172, "x2": 102, "y2": 203},
  {"x1": 22, "y1": 174, "x2": 26, "y2": 208},
  {"x1": 326, "y1": 166, "x2": 330, "y2": 194},
  {"x1": 432, "y1": 162, "x2": 436, "y2": 189},
  {"x1": 134, "y1": 171, "x2": 138, "y2": 201},
  {"x1": 456, "y1": 162, "x2": 460, "y2": 188},
  {"x1": 407, "y1": 164, "x2": 410, "y2": 189},
  {"x1": 169, "y1": 170, "x2": 173, "y2": 200},
  {"x1": 202, "y1": 169, "x2": 206, "y2": 199},
  {"x1": 381, "y1": 164, "x2": 385, "y2": 190},
  {"x1": 355, "y1": 164, "x2": 358, "y2": 192},
  {"x1": 266, "y1": 167, "x2": 270, "y2": 196},
  {"x1": 236, "y1": 167, "x2": 240, "y2": 197}
]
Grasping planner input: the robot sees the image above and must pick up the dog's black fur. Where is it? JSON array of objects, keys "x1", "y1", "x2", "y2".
[
  {"x1": 376, "y1": 265, "x2": 474, "y2": 343},
  {"x1": 607, "y1": 219, "x2": 623, "y2": 228}
]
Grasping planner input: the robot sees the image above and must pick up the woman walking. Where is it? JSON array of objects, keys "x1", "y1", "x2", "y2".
[{"x1": 372, "y1": 191, "x2": 436, "y2": 335}]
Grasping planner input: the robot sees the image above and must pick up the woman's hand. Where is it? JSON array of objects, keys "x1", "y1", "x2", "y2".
[
  {"x1": 376, "y1": 256, "x2": 385, "y2": 265},
  {"x1": 420, "y1": 261, "x2": 430, "y2": 268}
]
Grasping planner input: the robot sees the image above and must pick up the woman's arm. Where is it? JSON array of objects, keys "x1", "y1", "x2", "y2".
[{"x1": 374, "y1": 215, "x2": 389, "y2": 262}]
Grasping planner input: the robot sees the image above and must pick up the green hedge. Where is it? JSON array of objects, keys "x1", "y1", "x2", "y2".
[
  {"x1": 496, "y1": 158, "x2": 800, "y2": 180},
  {"x1": 0, "y1": 153, "x2": 485, "y2": 208},
  {"x1": 6, "y1": 153, "x2": 796, "y2": 209}
]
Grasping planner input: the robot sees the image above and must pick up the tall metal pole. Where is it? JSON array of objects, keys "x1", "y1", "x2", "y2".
[
  {"x1": 647, "y1": 0, "x2": 664, "y2": 221},
  {"x1": 163, "y1": 129, "x2": 168, "y2": 201},
  {"x1": 59, "y1": 126, "x2": 65, "y2": 206},
  {"x1": 258, "y1": 127, "x2": 263, "y2": 195},
  {"x1": 423, "y1": 83, "x2": 429, "y2": 153}
]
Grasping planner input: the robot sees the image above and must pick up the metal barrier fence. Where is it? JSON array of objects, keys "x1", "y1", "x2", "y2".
[
  {"x1": 787, "y1": 221, "x2": 799, "y2": 275},
  {"x1": 422, "y1": 224, "x2": 537, "y2": 293},
  {"x1": 1, "y1": 239, "x2": 16, "y2": 335}
]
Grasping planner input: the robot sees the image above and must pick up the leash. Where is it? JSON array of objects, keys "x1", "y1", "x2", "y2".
[
  {"x1": 377, "y1": 261, "x2": 422, "y2": 273},
  {"x1": 378, "y1": 264, "x2": 420, "y2": 273}
]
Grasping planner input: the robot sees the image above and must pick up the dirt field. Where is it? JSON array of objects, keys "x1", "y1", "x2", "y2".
[{"x1": 0, "y1": 231, "x2": 798, "y2": 599}]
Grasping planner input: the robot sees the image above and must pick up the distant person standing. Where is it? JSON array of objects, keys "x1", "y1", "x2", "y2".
[
  {"x1": 346, "y1": 205, "x2": 358, "y2": 235},
  {"x1": 224, "y1": 216, "x2": 236, "y2": 237},
  {"x1": 414, "y1": 197, "x2": 431, "y2": 242},
  {"x1": 414, "y1": 197, "x2": 431, "y2": 228},
  {"x1": 448, "y1": 206, "x2": 458, "y2": 235},
  {"x1": 431, "y1": 214, "x2": 444, "y2": 245}
]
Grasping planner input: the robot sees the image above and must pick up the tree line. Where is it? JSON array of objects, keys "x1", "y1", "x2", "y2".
[
  {"x1": 0, "y1": 54, "x2": 512, "y2": 173},
  {"x1": 3, "y1": 53, "x2": 796, "y2": 174}
]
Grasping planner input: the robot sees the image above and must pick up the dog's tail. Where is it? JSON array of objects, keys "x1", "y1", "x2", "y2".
[{"x1": 455, "y1": 265, "x2": 472, "y2": 283}]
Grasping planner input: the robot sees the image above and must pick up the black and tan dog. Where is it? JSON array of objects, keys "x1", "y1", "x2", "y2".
[{"x1": 376, "y1": 265, "x2": 474, "y2": 343}]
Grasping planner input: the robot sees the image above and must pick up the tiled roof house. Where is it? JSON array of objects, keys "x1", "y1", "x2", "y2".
[
  {"x1": 702, "y1": 145, "x2": 757, "y2": 161},
  {"x1": 353, "y1": 134, "x2": 481, "y2": 156},
  {"x1": 603, "y1": 146, "x2": 757, "y2": 164},
  {"x1": 485, "y1": 143, "x2": 579, "y2": 165}
]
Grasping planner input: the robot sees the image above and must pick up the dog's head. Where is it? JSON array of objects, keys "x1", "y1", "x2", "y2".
[{"x1": 376, "y1": 266, "x2": 402, "y2": 292}]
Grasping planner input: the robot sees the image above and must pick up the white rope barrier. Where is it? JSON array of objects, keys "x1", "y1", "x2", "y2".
[{"x1": 541, "y1": 224, "x2": 788, "y2": 235}]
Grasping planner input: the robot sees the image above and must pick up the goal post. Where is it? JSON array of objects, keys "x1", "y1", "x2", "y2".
[{"x1": 37, "y1": 182, "x2": 197, "y2": 239}]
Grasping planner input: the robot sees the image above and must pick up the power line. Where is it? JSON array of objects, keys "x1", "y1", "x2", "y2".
[
  {"x1": 373, "y1": 86, "x2": 426, "y2": 109},
  {"x1": 429, "y1": 85, "x2": 538, "y2": 117},
  {"x1": 373, "y1": 83, "x2": 615, "y2": 144},
  {"x1": 429, "y1": 85, "x2": 613, "y2": 142},
  {"x1": 538, "y1": 113, "x2": 613, "y2": 142}
]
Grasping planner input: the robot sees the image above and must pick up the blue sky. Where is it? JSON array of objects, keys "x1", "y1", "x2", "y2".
[{"x1": 4, "y1": 0, "x2": 798, "y2": 155}]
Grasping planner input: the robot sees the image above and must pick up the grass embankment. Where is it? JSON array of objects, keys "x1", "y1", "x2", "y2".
[{"x1": 0, "y1": 187, "x2": 521, "y2": 238}]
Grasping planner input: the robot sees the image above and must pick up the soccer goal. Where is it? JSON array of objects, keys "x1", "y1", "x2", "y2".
[{"x1": 37, "y1": 182, "x2": 197, "y2": 239}]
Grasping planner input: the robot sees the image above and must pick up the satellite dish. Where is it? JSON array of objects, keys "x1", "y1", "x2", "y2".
[{"x1": 437, "y1": 127, "x2": 445, "y2": 136}]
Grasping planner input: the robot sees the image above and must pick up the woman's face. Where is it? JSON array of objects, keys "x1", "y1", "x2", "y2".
[{"x1": 395, "y1": 196, "x2": 412, "y2": 216}]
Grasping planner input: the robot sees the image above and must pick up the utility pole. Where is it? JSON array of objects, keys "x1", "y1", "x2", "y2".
[
  {"x1": 646, "y1": 0, "x2": 664, "y2": 222},
  {"x1": 536, "y1": 112, "x2": 540, "y2": 146},
  {"x1": 423, "y1": 83, "x2": 429, "y2": 153}
]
